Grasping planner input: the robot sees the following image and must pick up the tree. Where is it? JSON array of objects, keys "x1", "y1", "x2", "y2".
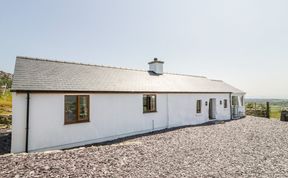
[{"x1": 0, "y1": 77, "x2": 12, "y2": 89}]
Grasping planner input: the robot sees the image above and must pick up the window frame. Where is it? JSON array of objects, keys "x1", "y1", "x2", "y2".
[
  {"x1": 64, "y1": 95, "x2": 90, "y2": 125},
  {"x1": 143, "y1": 94, "x2": 157, "y2": 113},
  {"x1": 224, "y1": 99, "x2": 228, "y2": 108},
  {"x1": 196, "y1": 100, "x2": 202, "y2": 114}
]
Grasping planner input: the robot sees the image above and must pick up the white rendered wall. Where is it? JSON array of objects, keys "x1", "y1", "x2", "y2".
[
  {"x1": 11, "y1": 93, "x2": 232, "y2": 153},
  {"x1": 11, "y1": 93, "x2": 27, "y2": 153},
  {"x1": 167, "y1": 94, "x2": 231, "y2": 127}
]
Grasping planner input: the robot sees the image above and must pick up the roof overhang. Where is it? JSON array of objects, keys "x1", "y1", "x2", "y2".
[{"x1": 11, "y1": 90, "x2": 233, "y2": 94}]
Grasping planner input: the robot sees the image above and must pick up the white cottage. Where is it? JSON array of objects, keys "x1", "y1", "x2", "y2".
[{"x1": 11, "y1": 56, "x2": 245, "y2": 153}]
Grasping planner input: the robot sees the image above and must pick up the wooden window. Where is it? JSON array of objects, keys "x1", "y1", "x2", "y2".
[
  {"x1": 196, "y1": 100, "x2": 202, "y2": 113},
  {"x1": 220, "y1": 100, "x2": 223, "y2": 105},
  {"x1": 224, "y1": 99, "x2": 228, "y2": 108},
  {"x1": 143, "y1": 94, "x2": 157, "y2": 113},
  {"x1": 65, "y1": 95, "x2": 89, "y2": 124}
]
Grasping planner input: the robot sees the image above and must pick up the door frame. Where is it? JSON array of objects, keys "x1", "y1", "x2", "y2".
[{"x1": 209, "y1": 98, "x2": 216, "y2": 120}]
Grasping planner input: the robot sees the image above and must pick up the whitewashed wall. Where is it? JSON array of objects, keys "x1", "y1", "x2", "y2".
[
  {"x1": 168, "y1": 94, "x2": 231, "y2": 127},
  {"x1": 11, "y1": 93, "x2": 27, "y2": 152},
  {"x1": 11, "y1": 93, "x2": 232, "y2": 153}
]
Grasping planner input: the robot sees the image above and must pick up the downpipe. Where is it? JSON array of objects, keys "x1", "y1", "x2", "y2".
[
  {"x1": 25, "y1": 92, "x2": 30, "y2": 153},
  {"x1": 229, "y1": 93, "x2": 233, "y2": 120}
]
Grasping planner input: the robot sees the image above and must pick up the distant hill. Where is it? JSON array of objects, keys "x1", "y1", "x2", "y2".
[
  {"x1": 0, "y1": 71, "x2": 13, "y2": 89},
  {"x1": 0, "y1": 71, "x2": 13, "y2": 79}
]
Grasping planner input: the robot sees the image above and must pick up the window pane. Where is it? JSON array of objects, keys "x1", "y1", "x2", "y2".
[
  {"x1": 79, "y1": 96, "x2": 89, "y2": 120},
  {"x1": 197, "y1": 100, "x2": 201, "y2": 113},
  {"x1": 232, "y1": 96, "x2": 238, "y2": 106},
  {"x1": 143, "y1": 106, "x2": 148, "y2": 112},
  {"x1": 143, "y1": 96, "x2": 147, "y2": 106},
  {"x1": 65, "y1": 96, "x2": 77, "y2": 122},
  {"x1": 143, "y1": 96, "x2": 148, "y2": 112},
  {"x1": 151, "y1": 95, "x2": 156, "y2": 111},
  {"x1": 147, "y1": 96, "x2": 151, "y2": 110}
]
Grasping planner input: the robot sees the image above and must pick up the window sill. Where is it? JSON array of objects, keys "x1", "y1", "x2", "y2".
[
  {"x1": 143, "y1": 111, "x2": 157, "y2": 114},
  {"x1": 64, "y1": 120, "x2": 90, "y2": 125}
]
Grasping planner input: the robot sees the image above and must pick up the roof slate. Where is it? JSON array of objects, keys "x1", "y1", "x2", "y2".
[{"x1": 12, "y1": 56, "x2": 245, "y2": 94}]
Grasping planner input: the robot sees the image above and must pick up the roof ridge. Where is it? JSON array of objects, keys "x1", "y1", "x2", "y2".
[
  {"x1": 16, "y1": 56, "x2": 207, "y2": 79},
  {"x1": 210, "y1": 79, "x2": 223, "y2": 82},
  {"x1": 16, "y1": 56, "x2": 148, "y2": 72},
  {"x1": 164, "y1": 72, "x2": 206, "y2": 78}
]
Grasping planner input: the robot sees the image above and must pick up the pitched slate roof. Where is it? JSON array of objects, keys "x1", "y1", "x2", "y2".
[{"x1": 12, "y1": 56, "x2": 245, "y2": 94}]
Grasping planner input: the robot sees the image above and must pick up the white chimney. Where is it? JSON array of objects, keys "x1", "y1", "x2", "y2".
[{"x1": 148, "y1": 58, "x2": 164, "y2": 75}]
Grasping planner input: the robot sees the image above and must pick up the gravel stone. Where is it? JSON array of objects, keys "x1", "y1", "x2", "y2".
[{"x1": 1, "y1": 116, "x2": 288, "y2": 177}]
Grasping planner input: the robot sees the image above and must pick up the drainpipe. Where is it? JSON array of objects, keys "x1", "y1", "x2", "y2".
[
  {"x1": 166, "y1": 94, "x2": 169, "y2": 128},
  {"x1": 229, "y1": 93, "x2": 233, "y2": 120},
  {"x1": 25, "y1": 92, "x2": 30, "y2": 153}
]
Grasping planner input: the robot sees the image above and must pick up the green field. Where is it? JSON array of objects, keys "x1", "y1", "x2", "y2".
[
  {"x1": 270, "y1": 106, "x2": 282, "y2": 119},
  {"x1": 245, "y1": 99, "x2": 288, "y2": 120}
]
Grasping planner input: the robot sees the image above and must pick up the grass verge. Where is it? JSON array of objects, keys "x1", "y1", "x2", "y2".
[{"x1": 270, "y1": 106, "x2": 282, "y2": 119}]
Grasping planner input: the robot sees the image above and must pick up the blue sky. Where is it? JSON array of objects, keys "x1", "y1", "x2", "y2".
[{"x1": 1, "y1": 0, "x2": 288, "y2": 98}]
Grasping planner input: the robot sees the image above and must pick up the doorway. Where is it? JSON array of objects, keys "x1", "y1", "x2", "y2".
[{"x1": 209, "y1": 98, "x2": 216, "y2": 120}]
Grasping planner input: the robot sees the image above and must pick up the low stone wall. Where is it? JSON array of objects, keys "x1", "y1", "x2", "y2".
[
  {"x1": 281, "y1": 111, "x2": 288, "y2": 121},
  {"x1": 0, "y1": 127, "x2": 11, "y2": 155},
  {"x1": 246, "y1": 109, "x2": 267, "y2": 118}
]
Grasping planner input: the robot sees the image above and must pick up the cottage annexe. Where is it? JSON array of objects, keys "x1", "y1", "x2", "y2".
[{"x1": 11, "y1": 57, "x2": 245, "y2": 153}]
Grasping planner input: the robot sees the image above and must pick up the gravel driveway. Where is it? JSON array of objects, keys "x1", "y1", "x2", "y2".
[{"x1": 1, "y1": 116, "x2": 288, "y2": 177}]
